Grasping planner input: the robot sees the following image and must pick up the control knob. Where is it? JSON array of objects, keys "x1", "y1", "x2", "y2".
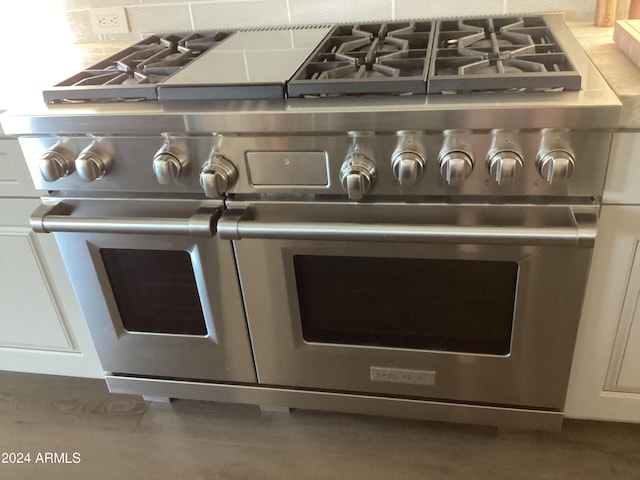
[
  {"x1": 153, "y1": 143, "x2": 188, "y2": 184},
  {"x1": 339, "y1": 153, "x2": 377, "y2": 200},
  {"x1": 439, "y1": 130, "x2": 474, "y2": 186},
  {"x1": 536, "y1": 129, "x2": 576, "y2": 185},
  {"x1": 488, "y1": 153, "x2": 524, "y2": 184},
  {"x1": 393, "y1": 152, "x2": 425, "y2": 186},
  {"x1": 439, "y1": 152, "x2": 473, "y2": 186},
  {"x1": 391, "y1": 131, "x2": 426, "y2": 187},
  {"x1": 39, "y1": 144, "x2": 75, "y2": 182},
  {"x1": 537, "y1": 150, "x2": 575, "y2": 185},
  {"x1": 75, "y1": 142, "x2": 113, "y2": 182},
  {"x1": 487, "y1": 129, "x2": 524, "y2": 185},
  {"x1": 200, "y1": 154, "x2": 237, "y2": 198}
]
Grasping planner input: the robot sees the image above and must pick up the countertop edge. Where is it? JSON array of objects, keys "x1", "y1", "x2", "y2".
[{"x1": 567, "y1": 21, "x2": 640, "y2": 129}]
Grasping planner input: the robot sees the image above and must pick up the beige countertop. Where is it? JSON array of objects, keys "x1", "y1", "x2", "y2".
[
  {"x1": 1, "y1": 22, "x2": 638, "y2": 128},
  {"x1": 568, "y1": 21, "x2": 640, "y2": 129}
]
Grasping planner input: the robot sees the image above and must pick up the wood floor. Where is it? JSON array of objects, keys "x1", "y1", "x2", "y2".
[{"x1": 0, "y1": 371, "x2": 639, "y2": 479}]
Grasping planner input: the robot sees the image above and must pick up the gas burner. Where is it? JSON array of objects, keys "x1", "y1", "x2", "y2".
[
  {"x1": 287, "y1": 22, "x2": 433, "y2": 97},
  {"x1": 44, "y1": 32, "x2": 232, "y2": 103},
  {"x1": 428, "y1": 16, "x2": 581, "y2": 93}
]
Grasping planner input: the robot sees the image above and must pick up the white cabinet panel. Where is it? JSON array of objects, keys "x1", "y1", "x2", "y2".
[
  {"x1": 565, "y1": 205, "x2": 640, "y2": 422},
  {"x1": 0, "y1": 138, "x2": 41, "y2": 197},
  {"x1": 0, "y1": 230, "x2": 72, "y2": 350},
  {"x1": 568, "y1": 131, "x2": 640, "y2": 422},
  {"x1": 0, "y1": 146, "x2": 18, "y2": 181},
  {"x1": 604, "y1": 132, "x2": 640, "y2": 205},
  {"x1": 0, "y1": 198, "x2": 102, "y2": 378},
  {"x1": 610, "y1": 242, "x2": 640, "y2": 391}
]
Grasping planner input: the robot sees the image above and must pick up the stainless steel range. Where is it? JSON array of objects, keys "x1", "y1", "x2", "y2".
[{"x1": 1, "y1": 13, "x2": 621, "y2": 430}]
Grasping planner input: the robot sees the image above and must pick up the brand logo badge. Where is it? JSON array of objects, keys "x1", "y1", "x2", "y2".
[{"x1": 370, "y1": 367, "x2": 436, "y2": 386}]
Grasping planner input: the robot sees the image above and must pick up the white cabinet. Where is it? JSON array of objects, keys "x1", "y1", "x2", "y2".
[
  {"x1": 0, "y1": 138, "x2": 42, "y2": 197},
  {"x1": 565, "y1": 132, "x2": 640, "y2": 422},
  {"x1": 0, "y1": 140, "x2": 102, "y2": 378},
  {"x1": 603, "y1": 133, "x2": 640, "y2": 205},
  {"x1": 612, "y1": 242, "x2": 640, "y2": 392}
]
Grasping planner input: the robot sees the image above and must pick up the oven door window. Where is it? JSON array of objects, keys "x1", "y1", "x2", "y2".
[
  {"x1": 294, "y1": 255, "x2": 518, "y2": 355},
  {"x1": 100, "y1": 248, "x2": 206, "y2": 335}
]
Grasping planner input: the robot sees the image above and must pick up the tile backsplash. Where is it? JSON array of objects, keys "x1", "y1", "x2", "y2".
[{"x1": 64, "y1": 0, "x2": 597, "y2": 43}]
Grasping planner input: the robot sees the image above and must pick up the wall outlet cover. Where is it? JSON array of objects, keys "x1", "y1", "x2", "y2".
[{"x1": 89, "y1": 7, "x2": 130, "y2": 34}]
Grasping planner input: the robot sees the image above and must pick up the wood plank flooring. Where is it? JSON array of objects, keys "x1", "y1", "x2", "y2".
[{"x1": 0, "y1": 370, "x2": 639, "y2": 479}]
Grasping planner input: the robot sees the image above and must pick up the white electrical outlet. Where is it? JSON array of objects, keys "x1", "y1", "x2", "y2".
[
  {"x1": 89, "y1": 7, "x2": 130, "y2": 34},
  {"x1": 98, "y1": 15, "x2": 120, "y2": 28}
]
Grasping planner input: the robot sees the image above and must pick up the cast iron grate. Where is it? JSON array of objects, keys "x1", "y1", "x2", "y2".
[
  {"x1": 286, "y1": 21, "x2": 434, "y2": 97},
  {"x1": 43, "y1": 31, "x2": 233, "y2": 103},
  {"x1": 427, "y1": 16, "x2": 581, "y2": 93}
]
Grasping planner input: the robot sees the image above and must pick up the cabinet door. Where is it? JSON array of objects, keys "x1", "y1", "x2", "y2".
[
  {"x1": 0, "y1": 138, "x2": 41, "y2": 197},
  {"x1": 604, "y1": 132, "x2": 640, "y2": 205},
  {"x1": 0, "y1": 198, "x2": 102, "y2": 378},
  {"x1": 565, "y1": 206, "x2": 640, "y2": 422},
  {"x1": 610, "y1": 244, "x2": 640, "y2": 392}
]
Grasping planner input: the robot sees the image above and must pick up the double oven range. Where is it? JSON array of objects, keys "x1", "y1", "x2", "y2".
[{"x1": 2, "y1": 14, "x2": 620, "y2": 430}]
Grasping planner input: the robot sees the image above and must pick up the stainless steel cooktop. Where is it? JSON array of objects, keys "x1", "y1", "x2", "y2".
[{"x1": 41, "y1": 14, "x2": 588, "y2": 104}]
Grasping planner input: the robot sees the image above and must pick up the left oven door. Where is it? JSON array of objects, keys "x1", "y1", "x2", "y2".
[{"x1": 31, "y1": 198, "x2": 257, "y2": 383}]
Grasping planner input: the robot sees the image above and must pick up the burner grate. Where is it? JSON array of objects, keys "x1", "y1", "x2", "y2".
[
  {"x1": 287, "y1": 22, "x2": 433, "y2": 97},
  {"x1": 427, "y1": 16, "x2": 581, "y2": 93},
  {"x1": 43, "y1": 32, "x2": 232, "y2": 103}
]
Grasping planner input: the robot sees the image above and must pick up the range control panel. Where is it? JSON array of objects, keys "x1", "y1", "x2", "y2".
[{"x1": 20, "y1": 128, "x2": 611, "y2": 200}]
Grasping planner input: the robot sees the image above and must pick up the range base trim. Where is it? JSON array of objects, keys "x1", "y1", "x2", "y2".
[{"x1": 105, "y1": 375, "x2": 563, "y2": 431}]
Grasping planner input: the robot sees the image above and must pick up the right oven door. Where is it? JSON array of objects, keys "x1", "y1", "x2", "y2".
[{"x1": 222, "y1": 202, "x2": 596, "y2": 409}]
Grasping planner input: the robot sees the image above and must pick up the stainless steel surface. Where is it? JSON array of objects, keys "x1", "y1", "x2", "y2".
[
  {"x1": 161, "y1": 27, "x2": 333, "y2": 88},
  {"x1": 229, "y1": 202, "x2": 593, "y2": 408},
  {"x1": 245, "y1": 151, "x2": 328, "y2": 186},
  {"x1": 49, "y1": 197, "x2": 256, "y2": 383},
  {"x1": 200, "y1": 154, "x2": 237, "y2": 198},
  {"x1": 105, "y1": 375, "x2": 564, "y2": 431},
  {"x1": 75, "y1": 141, "x2": 113, "y2": 182},
  {"x1": 16, "y1": 131, "x2": 614, "y2": 198},
  {"x1": 1, "y1": 94, "x2": 621, "y2": 136},
  {"x1": 38, "y1": 144, "x2": 75, "y2": 182},
  {"x1": 30, "y1": 201, "x2": 219, "y2": 237},
  {"x1": 218, "y1": 203, "x2": 596, "y2": 247}
]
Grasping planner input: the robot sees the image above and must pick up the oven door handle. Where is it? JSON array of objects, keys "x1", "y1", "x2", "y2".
[
  {"x1": 218, "y1": 209, "x2": 596, "y2": 247},
  {"x1": 30, "y1": 203, "x2": 220, "y2": 237}
]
